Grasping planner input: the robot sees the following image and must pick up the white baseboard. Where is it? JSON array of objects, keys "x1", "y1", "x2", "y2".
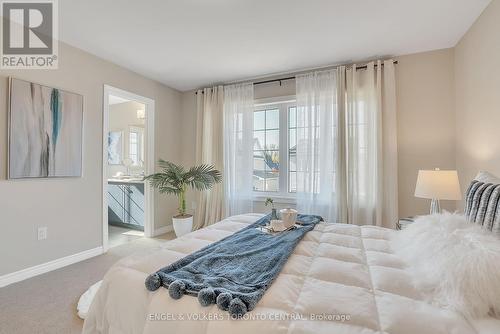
[
  {"x1": 153, "y1": 224, "x2": 173, "y2": 237},
  {"x1": 0, "y1": 246, "x2": 104, "y2": 288}
]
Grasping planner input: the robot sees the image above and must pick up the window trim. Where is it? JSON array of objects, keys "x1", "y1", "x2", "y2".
[
  {"x1": 129, "y1": 125, "x2": 144, "y2": 166},
  {"x1": 253, "y1": 96, "x2": 296, "y2": 200}
]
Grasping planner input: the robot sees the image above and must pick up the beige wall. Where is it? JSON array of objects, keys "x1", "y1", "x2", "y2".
[
  {"x1": 455, "y1": 0, "x2": 500, "y2": 208},
  {"x1": 180, "y1": 91, "x2": 198, "y2": 214},
  {"x1": 0, "y1": 42, "x2": 182, "y2": 276},
  {"x1": 181, "y1": 49, "x2": 459, "y2": 218},
  {"x1": 180, "y1": 92, "x2": 197, "y2": 168},
  {"x1": 395, "y1": 49, "x2": 457, "y2": 217}
]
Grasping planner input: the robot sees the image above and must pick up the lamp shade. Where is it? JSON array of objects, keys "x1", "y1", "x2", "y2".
[{"x1": 414, "y1": 169, "x2": 461, "y2": 200}]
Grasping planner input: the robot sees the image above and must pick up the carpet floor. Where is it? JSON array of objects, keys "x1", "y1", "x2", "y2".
[{"x1": 0, "y1": 232, "x2": 175, "y2": 334}]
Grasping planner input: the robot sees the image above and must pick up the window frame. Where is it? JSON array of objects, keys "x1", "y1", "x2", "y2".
[
  {"x1": 253, "y1": 96, "x2": 296, "y2": 201},
  {"x1": 128, "y1": 125, "x2": 144, "y2": 166}
]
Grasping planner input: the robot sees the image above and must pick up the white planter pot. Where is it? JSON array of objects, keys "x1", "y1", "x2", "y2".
[{"x1": 172, "y1": 215, "x2": 193, "y2": 237}]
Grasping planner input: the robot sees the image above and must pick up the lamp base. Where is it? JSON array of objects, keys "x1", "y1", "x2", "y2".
[{"x1": 430, "y1": 199, "x2": 441, "y2": 215}]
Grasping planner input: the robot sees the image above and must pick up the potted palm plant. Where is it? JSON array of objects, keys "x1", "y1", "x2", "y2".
[{"x1": 145, "y1": 160, "x2": 222, "y2": 237}]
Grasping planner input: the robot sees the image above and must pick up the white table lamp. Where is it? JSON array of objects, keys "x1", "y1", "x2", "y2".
[{"x1": 414, "y1": 169, "x2": 461, "y2": 214}]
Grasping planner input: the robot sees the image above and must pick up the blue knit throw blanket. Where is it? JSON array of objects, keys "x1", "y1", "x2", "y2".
[{"x1": 145, "y1": 214, "x2": 322, "y2": 317}]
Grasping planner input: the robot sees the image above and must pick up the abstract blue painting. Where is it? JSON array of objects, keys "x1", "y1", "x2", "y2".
[
  {"x1": 107, "y1": 131, "x2": 123, "y2": 165},
  {"x1": 8, "y1": 78, "x2": 83, "y2": 178}
]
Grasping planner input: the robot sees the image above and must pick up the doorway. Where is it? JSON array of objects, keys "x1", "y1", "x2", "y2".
[{"x1": 102, "y1": 85, "x2": 155, "y2": 251}]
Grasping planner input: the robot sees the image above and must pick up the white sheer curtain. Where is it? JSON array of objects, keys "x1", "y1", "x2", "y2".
[
  {"x1": 223, "y1": 83, "x2": 254, "y2": 216},
  {"x1": 295, "y1": 69, "x2": 346, "y2": 222},
  {"x1": 194, "y1": 86, "x2": 224, "y2": 229},
  {"x1": 346, "y1": 60, "x2": 398, "y2": 227},
  {"x1": 295, "y1": 60, "x2": 398, "y2": 227}
]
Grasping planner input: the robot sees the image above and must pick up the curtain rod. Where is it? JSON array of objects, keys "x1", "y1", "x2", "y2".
[
  {"x1": 195, "y1": 60, "x2": 398, "y2": 94},
  {"x1": 253, "y1": 60, "x2": 398, "y2": 86}
]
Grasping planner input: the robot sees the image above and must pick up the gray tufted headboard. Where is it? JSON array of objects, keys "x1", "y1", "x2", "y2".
[{"x1": 464, "y1": 179, "x2": 500, "y2": 233}]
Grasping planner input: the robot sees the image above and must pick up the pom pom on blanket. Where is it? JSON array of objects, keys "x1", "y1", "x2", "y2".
[
  {"x1": 168, "y1": 280, "x2": 186, "y2": 299},
  {"x1": 144, "y1": 214, "x2": 323, "y2": 317},
  {"x1": 229, "y1": 298, "x2": 247, "y2": 317},
  {"x1": 144, "y1": 274, "x2": 162, "y2": 291},
  {"x1": 198, "y1": 287, "x2": 216, "y2": 306},
  {"x1": 216, "y1": 292, "x2": 232, "y2": 311}
]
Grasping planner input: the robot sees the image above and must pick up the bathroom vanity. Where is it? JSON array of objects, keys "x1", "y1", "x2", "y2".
[{"x1": 108, "y1": 178, "x2": 144, "y2": 231}]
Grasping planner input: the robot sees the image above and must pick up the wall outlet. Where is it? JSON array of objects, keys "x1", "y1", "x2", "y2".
[{"x1": 37, "y1": 227, "x2": 47, "y2": 240}]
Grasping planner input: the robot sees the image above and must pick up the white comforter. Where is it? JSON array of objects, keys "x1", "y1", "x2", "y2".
[{"x1": 82, "y1": 213, "x2": 499, "y2": 334}]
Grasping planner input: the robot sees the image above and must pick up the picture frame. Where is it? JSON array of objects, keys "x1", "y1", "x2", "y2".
[
  {"x1": 8, "y1": 77, "x2": 84, "y2": 179},
  {"x1": 108, "y1": 130, "x2": 124, "y2": 165}
]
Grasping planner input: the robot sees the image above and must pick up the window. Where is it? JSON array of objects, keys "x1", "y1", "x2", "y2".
[
  {"x1": 129, "y1": 126, "x2": 144, "y2": 166},
  {"x1": 253, "y1": 98, "x2": 296, "y2": 197}
]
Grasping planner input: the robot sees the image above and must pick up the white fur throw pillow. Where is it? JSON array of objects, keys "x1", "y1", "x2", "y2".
[{"x1": 393, "y1": 212, "x2": 500, "y2": 318}]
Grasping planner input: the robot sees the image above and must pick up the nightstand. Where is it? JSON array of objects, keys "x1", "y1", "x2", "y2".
[{"x1": 396, "y1": 217, "x2": 415, "y2": 230}]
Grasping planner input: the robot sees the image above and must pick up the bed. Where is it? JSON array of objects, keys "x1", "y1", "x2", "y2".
[{"x1": 82, "y1": 208, "x2": 500, "y2": 334}]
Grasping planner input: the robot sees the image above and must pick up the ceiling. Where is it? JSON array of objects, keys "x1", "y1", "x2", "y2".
[{"x1": 59, "y1": 0, "x2": 491, "y2": 92}]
